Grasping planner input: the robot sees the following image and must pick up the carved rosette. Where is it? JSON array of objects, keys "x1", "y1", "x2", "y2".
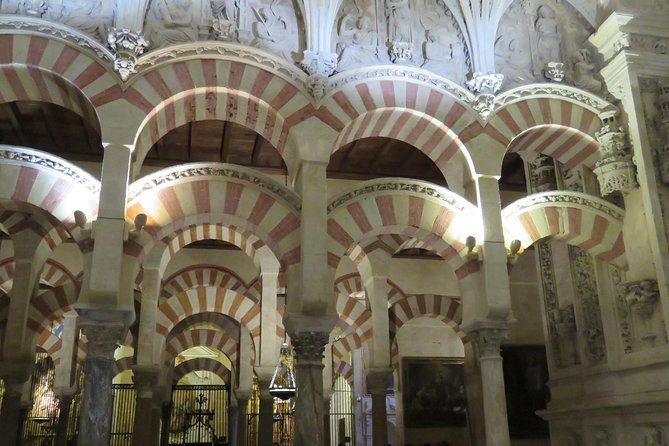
[
  {"x1": 544, "y1": 62, "x2": 565, "y2": 82},
  {"x1": 291, "y1": 331, "x2": 330, "y2": 364},
  {"x1": 593, "y1": 110, "x2": 638, "y2": 195},
  {"x1": 622, "y1": 279, "x2": 660, "y2": 318},
  {"x1": 82, "y1": 323, "x2": 124, "y2": 358},
  {"x1": 107, "y1": 28, "x2": 149, "y2": 81},
  {"x1": 471, "y1": 328, "x2": 508, "y2": 358}
]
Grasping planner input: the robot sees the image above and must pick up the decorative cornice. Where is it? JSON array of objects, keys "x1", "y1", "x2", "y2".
[
  {"x1": 494, "y1": 84, "x2": 615, "y2": 115},
  {"x1": 0, "y1": 146, "x2": 101, "y2": 195},
  {"x1": 502, "y1": 191, "x2": 625, "y2": 222},
  {"x1": 327, "y1": 179, "x2": 475, "y2": 214},
  {"x1": 128, "y1": 163, "x2": 301, "y2": 212},
  {"x1": 0, "y1": 15, "x2": 113, "y2": 64}
]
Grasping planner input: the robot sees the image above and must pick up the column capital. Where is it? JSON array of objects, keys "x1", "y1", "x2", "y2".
[
  {"x1": 466, "y1": 322, "x2": 509, "y2": 358},
  {"x1": 291, "y1": 331, "x2": 330, "y2": 364},
  {"x1": 131, "y1": 365, "x2": 161, "y2": 397},
  {"x1": 0, "y1": 361, "x2": 33, "y2": 390},
  {"x1": 81, "y1": 322, "x2": 125, "y2": 358},
  {"x1": 366, "y1": 367, "x2": 393, "y2": 394}
]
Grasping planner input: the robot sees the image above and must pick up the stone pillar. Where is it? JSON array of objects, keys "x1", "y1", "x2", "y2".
[
  {"x1": 470, "y1": 325, "x2": 510, "y2": 446},
  {"x1": 291, "y1": 331, "x2": 330, "y2": 446},
  {"x1": 77, "y1": 323, "x2": 124, "y2": 446},
  {"x1": 257, "y1": 386, "x2": 274, "y2": 446},
  {"x1": 367, "y1": 369, "x2": 391, "y2": 446},
  {"x1": 323, "y1": 396, "x2": 331, "y2": 446},
  {"x1": 54, "y1": 392, "x2": 75, "y2": 446},
  {"x1": 131, "y1": 366, "x2": 162, "y2": 446},
  {"x1": 0, "y1": 369, "x2": 30, "y2": 446},
  {"x1": 228, "y1": 398, "x2": 239, "y2": 446},
  {"x1": 236, "y1": 393, "x2": 250, "y2": 446}
]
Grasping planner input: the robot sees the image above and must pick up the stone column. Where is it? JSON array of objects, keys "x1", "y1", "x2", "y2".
[
  {"x1": 131, "y1": 366, "x2": 162, "y2": 446},
  {"x1": 54, "y1": 392, "x2": 76, "y2": 446},
  {"x1": 470, "y1": 325, "x2": 510, "y2": 446},
  {"x1": 323, "y1": 395, "x2": 332, "y2": 446},
  {"x1": 257, "y1": 386, "x2": 274, "y2": 446},
  {"x1": 77, "y1": 323, "x2": 124, "y2": 446},
  {"x1": 228, "y1": 398, "x2": 239, "y2": 446},
  {"x1": 291, "y1": 331, "x2": 330, "y2": 446},
  {"x1": 367, "y1": 369, "x2": 391, "y2": 446},
  {"x1": 235, "y1": 393, "x2": 250, "y2": 446},
  {"x1": 0, "y1": 369, "x2": 30, "y2": 446}
]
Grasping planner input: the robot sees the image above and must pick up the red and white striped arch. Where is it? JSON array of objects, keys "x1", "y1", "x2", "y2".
[
  {"x1": 507, "y1": 125, "x2": 600, "y2": 169},
  {"x1": 502, "y1": 191, "x2": 626, "y2": 267},
  {"x1": 0, "y1": 34, "x2": 116, "y2": 130},
  {"x1": 168, "y1": 311, "x2": 242, "y2": 341},
  {"x1": 27, "y1": 283, "x2": 78, "y2": 342},
  {"x1": 131, "y1": 58, "x2": 312, "y2": 175},
  {"x1": 36, "y1": 329, "x2": 62, "y2": 365},
  {"x1": 327, "y1": 179, "x2": 480, "y2": 274},
  {"x1": 161, "y1": 265, "x2": 256, "y2": 305},
  {"x1": 41, "y1": 259, "x2": 79, "y2": 288},
  {"x1": 331, "y1": 332, "x2": 366, "y2": 362},
  {"x1": 389, "y1": 294, "x2": 467, "y2": 343},
  {"x1": 165, "y1": 328, "x2": 238, "y2": 367},
  {"x1": 156, "y1": 287, "x2": 260, "y2": 339},
  {"x1": 127, "y1": 164, "x2": 301, "y2": 269},
  {"x1": 335, "y1": 294, "x2": 372, "y2": 342},
  {"x1": 332, "y1": 359, "x2": 354, "y2": 387},
  {"x1": 173, "y1": 357, "x2": 232, "y2": 384},
  {"x1": 321, "y1": 79, "x2": 476, "y2": 179}
]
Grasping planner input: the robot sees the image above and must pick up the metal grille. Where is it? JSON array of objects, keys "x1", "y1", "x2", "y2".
[
  {"x1": 247, "y1": 379, "x2": 260, "y2": 446},
  {"x1": 110, "y1": 384, "x2": 136, "y2": 446},
  {"x1": 66, "y1": 370, "x2": 85, "y2": 442},
  {"x1": 22, "y1": 352, "x2": 59, "y2": 446},
  {"x1": 272, "y1": 398, "x2": 294, "y2": 446},
  {"x1": 329, "y1": 375, "x2": 354, "y2": 446},
  {"x1": 166, "y1": 385, "x2": 230, "y2": 445}
]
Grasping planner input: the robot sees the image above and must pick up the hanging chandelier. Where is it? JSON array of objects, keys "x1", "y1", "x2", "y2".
[{"x1": 269, "y1": 342, "x2": 297, "y2": 400}]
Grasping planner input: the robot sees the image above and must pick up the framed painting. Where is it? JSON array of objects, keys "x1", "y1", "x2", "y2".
[
  {"x1": 501, "y1": 345, "x2": 550, "y2": 438},
  {"x1": 402, "y1": 358, "x2": 467, "y2": 428}
]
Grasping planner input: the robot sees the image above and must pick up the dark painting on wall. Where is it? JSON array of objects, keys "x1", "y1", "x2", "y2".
[
  {"x1": 402, "y1": 358, "x2": 467, "y2": 428},
  {"x1": 501, "y1": 345, "x2": 550, "y2": 438}
]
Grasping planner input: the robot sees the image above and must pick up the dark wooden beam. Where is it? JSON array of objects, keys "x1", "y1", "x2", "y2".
[
  {"x1": 333, "y1": 139, "x2": 358, "y2": 171},
  {"x1": 218, "y1": 120, "x2": 227, "y2": 162},
  {"x1": 80, "y1": 114, "x2": 102, "y2": 155},
  {"x1": 367, "y1": 138, "x2": 395, "y2": 173},
  {"x1": 7, "y1": 102, "x2": 28, "y2": 146},
  {"x1": 250, "y1": 133, "x2": 263, "y2": 165},
  {"x1": 221, "y1": 121, "x2": 234, "y2": 163},
  {"x1": 187, "y1": 121, "x2": 194, "y2": 161},
  {"x1": 40, "y1": 106, "x2": 66, "y2": 152}
]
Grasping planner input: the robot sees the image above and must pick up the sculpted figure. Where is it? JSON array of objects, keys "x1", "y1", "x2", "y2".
[
  {"x1": 422, "y1": 27, "x2": 465, "y2": 83},
  {"x1": 211, "y1": 0, "x2": 239, "y2": 40},
  {"x1": 386, "y1": 0, "x2": 412, "y2": 43},
  {"x1": 535, "y1": 5, "x2": 561, "y2": 63},
  {"x1": 42, "y1": 0, "x2": 113, "y2": 40},
  {"x1": 251, "y1": 0, "x2": 293, "y2": 60},
  {"x1": 572, "y1": 48, "x2": 602, "y2": 94},
  {"x1": 496, "y1": 37, "x2": 533, "y2": 87},
  {"x1": 337, "y1": 14, "x2": 379, "y2": 71},
  {"x1": 146, "y1": 0, "x2": 196, "y2": 48}
]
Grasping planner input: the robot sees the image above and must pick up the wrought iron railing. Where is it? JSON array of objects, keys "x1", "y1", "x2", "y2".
[
  {"x1": 165, "y1": 384, "x2": 230, "y2": 445},
  {"x1": 110, "y1": 384, "x2": 136, "y2": 446}
]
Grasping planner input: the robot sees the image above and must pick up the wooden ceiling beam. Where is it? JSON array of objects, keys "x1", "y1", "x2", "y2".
[
  {"x1": 221, "y1": 121, "x2": 233, "y2": 163},
  {"x1": 333, "y1": 139, "x2": 358, "y2": 171},
  {"x1": 250, "y1": 132, "x2": 263, "y2": 166},
  {"x1": 368, "y1": 138, "x2": 396, "y2": 172},
  {"x1": 40, "y1": 106, "x2": 66, "y2": 152},
  {"x1": 7, "y1": 102, "x2": 28, "y2": 146}
]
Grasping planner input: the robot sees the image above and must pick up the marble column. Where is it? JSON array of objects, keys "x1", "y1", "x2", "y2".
[
  {"x1": 0, "y1": 369, "x2": 30, "y2": 446},
  {"x1": 471, "y1": 326, "x2": 510, "y2": 446},
  {"x1": 54, "y1": 392, "x2": 76, "y2": 446},
  {"x1": 236, "y1": 395, "x2": 250, "y2": 446},
  {"x1": 228, "y1": 401, "x2": 239, "y2": 446},
  {"x1": 77, "y1": 323, "x2": 124, "y2": 446},
  {"x1": 291, "y1": 331, "x2": 329, "y2": 446},
  {"x1": 367, "y1": 369, "x2": 391, "y2": 446},
  {"x1": 323, "y1": 396, "x2": 331, "y2": 446},
  {"x1": 131, "y1": 366, "x2": 162, "y2": 446}
]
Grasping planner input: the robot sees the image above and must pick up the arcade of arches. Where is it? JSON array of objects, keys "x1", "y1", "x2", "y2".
[{"x1": 0, "y1": 1, "x2": 667, "y2": 445}]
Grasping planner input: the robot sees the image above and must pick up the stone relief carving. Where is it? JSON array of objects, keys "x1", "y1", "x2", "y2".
[
  {"x1": 495, "y1": 2, "x2": 534, "y2": 89},
  {"x1": 570, "y1": 246, "x2": 607, "y2": 364},
  {"x1": 530, "y1": 154, "x2": 558, "y2": 192},
  {"x1": 653, "y1": 80, "x2": 669, "y2": 184},
  {"x1": 557, "y1": 161, "x2": 584, "y2": 193},
  {"x1": 610, "y1": 264, "x2": 633, "y2": 354},
  {"x1": 385, "y1": 0, "x2": 413, "y2": 63},
  {"x1": 107, "y1": 28, "x2": 150, "y2": 81},
  {"x1": 622, "y1": 279, "x2": 662, "y2": 348},
  {"x1": 210, "y1": 0, "x2": 240, "y2": 41},
  {"x1": 249, "y1": 0, "x2": 299, "y2": 62},
  {"x1": 535, "y1": 4, "x2": 561, "y2": 69},
  {"x1": 645, "y1": 426, "x2": 669, "y2": 446},
  {"x1": 144, "y1": 0, "x2": 197, "y2": 48},
  {"x1": 291, "y1": 331, "x2": 330, "y2": 363},
  {"x1": 572, "y1": 48, "x2": 602, "y2": 94},
  {"x1": 336, "y1": 2, "x2": 381, "y2": 72}
]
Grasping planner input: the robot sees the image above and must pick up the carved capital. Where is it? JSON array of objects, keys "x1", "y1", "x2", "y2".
[
  {"x1": 471, "y1": 328, "x2": 508, "y2": 358},
  {"x1": 107, "y1": 28, "x2": 149, "y2": 81},
  {"x1": 366, "y1": 367, "x2": 393, "y2": 394},
  {"x1": 389, "y1": 41, "x2": 413, "y2": 64},
  {"x1": 622, "y1": 279, "x2": 660, "y2": 318},
  {"x1": 300, "y1": 50, "x2": 338, "y2": 77},
  {"x1": 82, "y1": 323, "x2": 124, "y2": 358},
  {"x1": 291, "y1": 331, "x2": 329, "y2": 364},
  {"x1": 131, "y1": 366, "x2": 160, "y2": 397},
  {"x1": 594, "y1": 110, "x2": 638, "y2": 195},
  {"x1": 466, "y1": 72, "x2": 504, "y2": 95}
]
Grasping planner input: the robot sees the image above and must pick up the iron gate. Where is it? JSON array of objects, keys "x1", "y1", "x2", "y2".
[
  {"x1": 165, "y1": 384, "x2": 230, "y2": 445},
  {"x1": 110, "y1": 384, "x2": 136, "y2": 446}
]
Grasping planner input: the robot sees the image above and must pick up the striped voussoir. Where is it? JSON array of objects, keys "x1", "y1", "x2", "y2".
[
  {"x1": 332, "y1": 332, "x2": 366, "y2": 362},
  {"x1": 27, "y1": 283, "x2": 79, "y2": 342},
  {"x1": 36, "y1": 329, "x2": 62, "y2": 365},
  {"x1": 389, "y1": 293, "x2": 466, "y2": 342},
  {"x1": 173, "y1": 357, "x2": 232, "y2": 384},
  {"x1": 335, "y1": 294, "x2": 372, "y2": 342},
  {"x1": 0, "y1": 34, "x2": 115, "y2": 129},
  {"x1": 40, "y1": 259, "x2": 80, "y2": 287},
  {"x1": 168, "y1": 311, "x2": 242, "y2": 342},
  {"x1": 332, "y1": 358, "x2": 354, "y2": 387},
  {"x1": 327, "y1": 180, "x2": 478, "y2": 273},
  {"x1": 335, "y1": 272, "x2": 407, "y2": 307},
  {"x1": 0, "y1": 258, "x2": 14, "y2": 293},
  {"x1": 131, "y1": 59, "x2": 312, "y2": 173},
  {"x1": 161, "y1": 265, "x2": 258, "y2": 305},
  {"x1": 126, "y1": 166, "x2": 301, "y2": 268},
  {"x1": 113, "y1": 355, "x2": 134, "y2": 377},
  {"x1": 156, "y1": 286, "x2": 261, "y2": 341},
  {"x1": 323, "y1": 79, "x2": 474, "y2": 175},
  {"x1": 507, "y1": 125, "x2": 600, "y2": 169},
  {"x1": 165, "y1": 328, "x2": 238, "y2": 367},
  {"x1": 502, "y1": 191, "x2": 626, "y2": 267}
]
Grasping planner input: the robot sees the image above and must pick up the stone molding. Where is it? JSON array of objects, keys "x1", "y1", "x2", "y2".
[
  {"x1": 502, "y1": 191, "x2": 625, "y2": 222},
  {"x1": 327, "y1": 178, "x2": 474, "y2": 214},
  {"x1": 127, "y1": 163, "x2": 302, "y2": 212},
  {"x1": 0, "y1": 145, "x2": 101, "y2": 195},
  {"x1": 291, "y1": 331, "x2": 329, "y2": 363}
]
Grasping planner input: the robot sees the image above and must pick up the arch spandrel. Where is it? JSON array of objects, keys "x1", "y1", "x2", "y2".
[{"x1": 502, "y1": 191, "x2": 626, "y2": 267}]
